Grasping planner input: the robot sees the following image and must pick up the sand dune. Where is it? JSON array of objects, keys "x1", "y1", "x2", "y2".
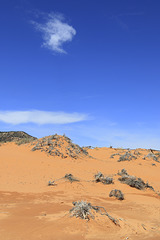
[{"x1": 0, "y1": 135, "x2": 160, "y2": 239}]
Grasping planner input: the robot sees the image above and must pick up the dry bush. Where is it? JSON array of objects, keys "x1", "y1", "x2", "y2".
[
  {"x1": 109, "y1": 189, "x2": 124, "y2": 200},
  {"x1": 103, "y1": 177, "x2": 113, "y2": 184},
  {"x1": 110, "y1": 153, "x2": 120, "y2": 158},
  {"x1": 64, "y1": 174, "x2": 79, "y2": 183},
  {"x1": 117, "y1": 152, "x2": 137, "y2": 162},
  {"x1": 94, "y1": 172, "x2": 113, "y2": 184},
  {"x1": 70, "y1": 201, "x2": 94, "y2": 220},
  {"x1": 134, "y1": 150, "x2": 141, "y2": 156},
  {"x1": 118, "y1": 175, "x2": 154, "y2": 191},
  {"x1": 31, "y1": 142, "x2": 42, "y2": 151},
  {"x1": 48, "y1": 180, "x2": 55, "y2": 186},
  {"x1": 70, "y1": 201, "x2": 119, "y2": 225},
  {"x1": 94, "y1": 172, "x2": 104, "y2": 182},
  {"x1": 118, "y1": 169, "x2": 154, "y2": 191},
  {"x1": 145, "y1": 182, "x2": 154, "y2": 191},
  {"x1": 144, "y1": 152, "x2": 160, "y2": 163},
  {"x1": 118, "y1": 175, "x2": 146, "y2": 190},
  {"x1": 117, "y1": 168, "x2": 128, "y2": 176}
]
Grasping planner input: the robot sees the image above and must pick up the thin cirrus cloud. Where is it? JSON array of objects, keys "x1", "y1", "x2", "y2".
[
  {"x1": 32, "y1": 13, "x2": 76, "y2": 54},
  {"x1": 0, "y1": 110, "x2": 88, "y2": 125}
]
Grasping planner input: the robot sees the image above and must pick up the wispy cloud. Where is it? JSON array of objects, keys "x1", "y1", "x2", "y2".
[
  {"x1": 111, "y1": 11, "x2": 144, "y2": 30},
  {"x1": 0, "y1": 110, "x2": 88, "y2": 125},
  {"x1": 117, "y1": 12, "x2": 144, "y2": 17},
  {"x1": 32, "y1": 13, "x2": 76, "y2": 54}
]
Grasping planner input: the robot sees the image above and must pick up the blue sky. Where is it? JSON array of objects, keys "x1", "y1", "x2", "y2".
[{"x1": 1, "y1": 0, "x2": 160, "y2": 149}]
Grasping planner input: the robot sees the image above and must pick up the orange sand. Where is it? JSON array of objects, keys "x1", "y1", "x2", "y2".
[{"x1": 0, "y1": 139, "x2": 160, "y2": 240}]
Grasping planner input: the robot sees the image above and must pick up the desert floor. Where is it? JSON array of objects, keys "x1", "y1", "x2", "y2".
[{"x1": 0, "y1": 137, "x2": 160, "y2": 240}]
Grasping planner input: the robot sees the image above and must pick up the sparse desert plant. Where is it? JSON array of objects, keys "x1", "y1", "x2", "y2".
[
  {"x1": 31, "y1": 142, "x2": 42, "y2": 151},
  {"x1": 48, "y1": 180, "x2": 55, "y2": 186},
  {"x1": 81, "y1": 148, "x2": 88, "y2": 155},
  {"x1": 70, "y1": 201, "x2": 119, "y2": 225},
  {"x1": 145, "y1": 152, "x2": 160, "y2": 163},
  {"x1": 70, "y1": 201, "x2": 94, "y2": 220},
  {"x1": 109, "y1": 189, "x2": 124, "y2": 200},
  {"x1": 134, "y1": 150, "x2": 141, "y2": 156},
  {"x1": 94, "y1": 172, "x2": 104, "y2": 182},
  {"x1": 94, "y1": 172, "x2": 113, "y2": 184},
  {"x1": 64, "y1": 174, "x2": 79, "y2": 183},
  {"x1": 110, "y1": 153, "x2": 120, "y2": 158},
  {"x1": 102, "y1": 177, "x2": 113, "y2": 184},
  {"x1": 146, "y1": 152, "x2": 157, "y2": 159},
  {"x1": 63, "y1": 134, "x2": 72, "y2": 143},
  {"x1": 117, "y1": 168, "x2": 128, "y2": 176},
  {"x1": 118, "y1": 175, "x2": 146, "y2": 190},
  {"x1": 16, "y1": 137, "x2": 35, "y2": 145},
  {"x1": 118, "y1": 175, "x2": 154, "y2": 191},
  {"x1": 118, "y1": 169, "x2": 155, "y2": 191},
  {"x1": 117, "y1": 152, "x2": 137, "y2": 162},
  {"x1": 145, "y1": 182, "x2": 154, "y2": 191},
  {"x1": 115, "y1": 147, "x2": 124, "y2": 150},
  {"x1": 82, "y1": 146, "x2": 95, "y2": 150},
  {"x1": 49, "y1": 134, "x2": 59, "y2": 140}
]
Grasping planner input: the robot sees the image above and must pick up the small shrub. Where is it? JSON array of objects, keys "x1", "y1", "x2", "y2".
[
  {"x1": 49, "y1": 134, "x2": 58, "y2": 140},
  {"x1": 94, "y1": 172, "x2": 104, "y2": 182},
  {"x1": 94, "y1": 172, "x2": 113, "y2": 184},
  {"x1": 118, "y1": 152, "x2": 137, "y2": 162},
  {"x1": 109, "y1": 189, "x2": 124, "y2": 200},
  {"x1": 70, "y1": 201, "x2": 94, "y2": 220},
  {"x1": 134, "y1": 150, "x2": 141, "y2": 156},
  {"x1": 48, "y1": 180, "x2": 55, "y2": 186},
  {"x1": 64, "y1": 174, "x2": 79, "y2": 183},
  {"x1": 118, "y1": 170, "x2": 154, "y2": 191},
  {"x1": 118, "y1": 175, "x2": 145, "y2": 190},
  {"x1": 110, "y1": 153, "x2": 120, "y2": 158},
  {"x1": 81, "y1": 148, "x2": 88, "y2": 155},
  {"x1": 118, "y1": 168, "x2": 128, "y2": 176},
  {"x1": 145, "y1": 152, "x2": 159, "y2": 163},
  {"x1": 102, "y1": 177, "x2": 113, "y2": 184},
  {"x1": 31, "y1": 142, "x2": 42, "y2": 151},
  {"x1": 70, "y1": 201, "x2": 119, "y2": 225},
  {"x1": 145, "y1": 182, "x2": 154, "y2": 191}
]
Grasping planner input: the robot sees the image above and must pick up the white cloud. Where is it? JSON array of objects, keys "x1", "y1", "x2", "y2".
[
  {"x1": 32, "y1": 13, "x2": 76, "y2": 53},
  {"x1": 0, "y1": 110, "x2": 88, "y2": 125}
]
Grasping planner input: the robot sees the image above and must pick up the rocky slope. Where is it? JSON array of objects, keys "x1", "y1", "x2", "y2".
[
  {"x1": 31, "y1": 134, "x2": 89, "y2": 159},
  {"x1": 0, "y1": 131, "x2": 36, "y2": 143}
]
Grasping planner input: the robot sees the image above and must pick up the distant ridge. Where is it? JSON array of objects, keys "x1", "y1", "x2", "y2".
[{"x1": 0, "y1": 131, "x2": 37, "y2": 143}]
